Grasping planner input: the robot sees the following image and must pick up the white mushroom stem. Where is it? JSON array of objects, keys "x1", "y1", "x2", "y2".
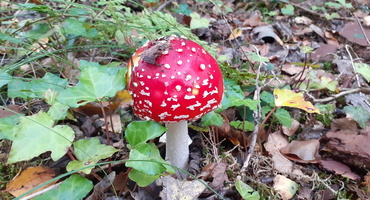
[{"x1": 165, "y1": 121, "x2": 189, "y2": 173}]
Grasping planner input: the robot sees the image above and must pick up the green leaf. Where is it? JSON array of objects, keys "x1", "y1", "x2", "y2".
[
  {"x1": 18, "y1": 3, "x2": 52, "y2": 13},
  {"x1": 281, "y1": 4, "x2": 294, "y2": 16},
  {"x1": 8, "y1": 111, "x2": 75, "y2": 164},
  {"x1": 190, "y1": 12, "x2": 210, "y2": 29},
  {"x1": 44, "y1": 89, "x2": 69, "y2": 121},
  {"x1": 129, "y1": 169, "x2": 161, "y2": 187},
  {"x1": 201, "y1": 111, "x2": 223, "y2": 127},
  {"x1": 125, "y1": 121, "x2": 167, "y2": 147},
  {"x1": 57, "y1": 61, "x2": 127, "y2": 107},
  {"x1": 33, "y1": 174, "x2": 93, "y2": 200},
  {"x1": 24, "y1": 23, "x2": 51, "y2": 40},
  {"x1": 260, "y1": 91, "x2": 274, "y2": 105},
  {"x1": 230, "y1": 121, "x2": 254, "y2": 131},
  {"x1": 66, "y1": 138, "x2": 119, "y2": 174},
  {"x1": 343, "y1": 106, "x2": 370, "y2": 128},
  {"x1": 175, "y1": 4, "x2": 192, "y2": 16},
  {"x1": 355, "y1": 63, "x2": 370, "y2": 82},
  {"x1": 235, "y1": 180, "x2": 260, "y2": 200},
  {"x1": 0, "y1": 33, "x2": 25, "y2": 44},
  {"x1": 274, "y1": 108, "x2": 293, "y2": 127},
  {"x1": 325, "y1": 2, "x2": 342, "y2": 8},
  {"x1": 247, "y1": 52, "x2": 269, "y2": 63},
  {"x1": 8, "y1": 73, "x2": 68, "y2": 99},
  {"x1": 126, "y1": 143, "x2": 171, "y2": 176},
  {"x1": 0, "y1": 69, "x2": 12, "y2": 88},
  {"x1": 62, "y1": 18, "x2": 87, "y2": 36},
  {"x1": 0, "y1": 115, "x2": 21, "y2": 140}
]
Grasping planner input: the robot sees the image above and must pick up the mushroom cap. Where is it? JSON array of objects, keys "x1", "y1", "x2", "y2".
[{"x1": 128, "y1": 36, "x2": 224, "y2": 123}]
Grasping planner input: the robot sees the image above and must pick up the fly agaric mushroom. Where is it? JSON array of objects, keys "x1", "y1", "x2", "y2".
[{"x1": 128, "y1": 35, "x2": 224, "y2": 173}]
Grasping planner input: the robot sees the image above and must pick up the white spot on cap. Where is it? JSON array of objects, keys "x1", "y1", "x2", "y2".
[
  {"x1": 184, "y1": 95, "x2": 196, "y2": 99},
  {"x1": 176, "y1": 49, "x2": 183, "y2": 52},
  {"x1": 162, "y1": 50, "x2": 169, "y2": 55},
  {"x1": 164, "y1": 82, "x2": 169, "y2": 86},
  {"x1": 145, "y1": 87, "x2": 149, "y2": 90},
  {"x1": 160, "y1": 101, "x2": 167, "y2": 107},
  {"x1": 132, "y1": 82, "x2": 138, "y2": 87},
  {"x1": 133, "y1": 94, "x2": 137, "y2": 98},
  {"x1": 159, "y1": 112, "x2": 171, "y2": 120},
  {"x1": 208, "y1": 64, "x2": 212, "y2": 68},
  {"x1": 164, "y1": 64, "x2": 171, "y2": 69},
  {"x1": 140, "y1": 81, "x2": 145, "y2": 86},
  {"x1": 187, "y1": 87, "x2": 192, "y2": 92},
  {"x1": 175, "y1": 85, "x2": 181, "y2": 91},
  {"x1": 141, "y1": 68, "x2": 145, "y2": 72},
  {"x1": 171, "y1": 104, "x2": 180, "y2": 110},
  {"x1": 187, "y1": 60, "x2": 190, "y2": 63},
  {"x1": 191, "y1": 47, "x2": 196, "y2": 52},
  {"x1": 185, "y1": 75, "x2": 192, "y2": 81},
  {"x1": 144, "y1": 100, "x2": 152, "y2": 107},
  {"x1": 140, "y1": 90, "x2": 150, "y2": 96},
  {"x1": 155, "y1": 73, "x2": 160, "y2": 77},
  {"x1": 177, "y1": 60, "x2": 183, "y2": 65},
  {"x1": 177, "y1": 72, "x2": 182, "y2": 76},
  {"x1": 162, "y1": 74, "x2": 166, "y2": 78},
  {"x1": 200, "y1": 64, "x2": 206, "y2": 70},
  {"x1": 147, "y1": 75, "x2": 151, "y2": 79},
  {"x1": 174, "y1": 115, "x2": 190, "y2": 119},
  {"x1": 207, "y1": 98, "x2": 217, "y2": 105},
  {"x1": 202, "y1": 49, "x2": 206, "y2": 54},
  {"x1": 202, "y1": 79, "x2": 209, "y2": 86},
  {"x1": 181, "y1": 42, "x2": 185, "y2": 46},
  {"x1": 171, "y1": 76, "x2": 175, "y2": 79},
  {"x1": 210, "y1": 74, "x2": 214, "y2": 79},
  {"x1": 186, "y1": 101, "x2": 201, "y2": 110}
]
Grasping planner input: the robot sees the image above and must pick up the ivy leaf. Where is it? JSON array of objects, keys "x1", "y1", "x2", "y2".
[
  {"x1": 355, "y1": 63, "x2": 370, "y2": 82},
  {"x1": 202, "y1": 111, "x2": 223, "y2": 127},
  {"x1": 126, "y1": 143, "x2": 172, "y2": 176},
  {"x1": 230, "y1": 121, "x2": 254, "y2": 131},
  {"x1": 129, "y1": 169, "x2": 161, "y2": 187},
  {"x1": 281, "y1": 4, "x2": 294, "y2": 16},
  {"x1": 0, "y1": 69, "x2": 12, "y2": 88},
  {"x1": 343, "y1": 106, "x2": 370, "y2": 128},
  {"x1": 57, "y1": 61, "x2": 127, "y2": 108},
  {"x1": 0, "y1": 115, "x2": 21, "y2": 141},
  {"x1": 190, "y1": 12, "x2": 210, "y2": 29},
  {"x1": 66, "y1": 138, "x2": 119, "y2": 174},
  {"x1": 125, "y1": 121, "x2": 167, "y2": 147},
  {"x1": 44, "y1": 89, "x2": 69, "y2": 121},
  {"x1": 8, "y1": 111, "x2": 75, "y2": 164},
  {"x1": 175, "y1": 4, "x2": 192, "y2": 16},
  {"x1": 221, "y1": 79, "x2": 259, "y2": 111},
  {"x1": 235, "y1": 180, "x2": 260, "y2": 200},
  {"x1": 274, "y1": 108, "x2": 293, "y2": 128},
  {"x1": 34, "y1": 174, "x2": 93, "y2": 200}
]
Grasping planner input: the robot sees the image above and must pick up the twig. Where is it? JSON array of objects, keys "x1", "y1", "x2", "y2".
[
  {"x1": 355, "y1": 15, "x2": 370, "y2": 45},
  {"x1": 304, "y1": 87, "x2": 370, "y2": 103},
  {"x1": 241, "y1": 45, "x2": 263, "y2": 172},
  {"x1": 345, "y1": 45, "x2": 361, "y2": 87}
]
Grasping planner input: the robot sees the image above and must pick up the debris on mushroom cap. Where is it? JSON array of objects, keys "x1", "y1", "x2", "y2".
[{"x1": 128, "y1": 36, "x2": 224, "y2": 123}]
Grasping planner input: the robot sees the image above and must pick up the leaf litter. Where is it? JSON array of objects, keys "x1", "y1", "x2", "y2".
[{"x1": 1, "y1": 0, "x2": 370, "y2": 199}]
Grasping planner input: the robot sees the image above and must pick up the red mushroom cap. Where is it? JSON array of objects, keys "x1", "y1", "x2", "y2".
[{"x1": 128, "y1": 36, "x2": 224, "y2": 123}]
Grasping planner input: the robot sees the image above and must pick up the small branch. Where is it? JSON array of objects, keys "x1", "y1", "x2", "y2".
[
  {"x1": 304, "y1": 87, "x2": 370, "y2": 103},
  {"x1": 345, "y1": 45, "x2": 361, "y2": 87}
]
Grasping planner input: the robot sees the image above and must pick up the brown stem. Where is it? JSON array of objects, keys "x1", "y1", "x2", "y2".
[{"x1": 259, "y1": 106, "x2": 277, "y2": 134}]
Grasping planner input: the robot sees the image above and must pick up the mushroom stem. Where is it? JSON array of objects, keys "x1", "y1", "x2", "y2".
[{"x1": 165, "y1": 121, "x2": 189, "y2": 174}]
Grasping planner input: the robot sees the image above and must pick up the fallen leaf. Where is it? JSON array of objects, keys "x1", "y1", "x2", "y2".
[
  {"x1": 339, "y1": 21, "x2": 370, "y2": 47},
  {"x1": 320, "y1": 159, "x2": 360, "y2": 181},
  {"x1": 280, "y1": 140, "x2": 321, "y2": 163},
  {"x1": 6, "y1": 166, "x2": 56, "y2": 197},
  {"x1": 264, "y1": 131, "x2": 303, "y2": 175},
  {"x1": 274, "y1": 89, "x2": 320, "y2": 114},
  {"x1": 282, "y1": 119, "x2": 300, "y2": 136},
  {"x1": 0, "y1": 105, "x2": 21, "y2": 118},
  {"x1": 330, "y1": 118, "x2": 358, "y2": 132},
  {"x1": 86, "y1": 172, "x2": 115, "y2": 200},
  {"x1": 273, "y1": 175, "x2": 298, "y2": 200},
  {"x1": 228, "y1": 28, "x2": 243, "y2": 40}
]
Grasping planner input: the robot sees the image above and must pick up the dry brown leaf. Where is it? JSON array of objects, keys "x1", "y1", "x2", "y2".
[
  {"x1": 282, "y1": 119, "x2": 300, "y2": 136},
  {"x1": 330, "y1": 118, "x2": 358, "y2": 132},
  {"x1": 6, "y1": 166, "x2": 56, "y2": 197},
  {"x1": 0, "y1": 105, "x2": 21, "y2": 118},
  {"x1": 273, "y1": 175, "x2": 298, "y2": 200},
  {"x1": 280, "y1": 140, "x2": 321, "y2": 163},
  {"x1": 339, "y1": 21, "x2": 370, "y2": 47},
  {"x1": 264, "y1": 131, "x2": 303, "y2": 175},
  {"x1": 320, "y1": 159, "x2": 360, "y2": 181}
]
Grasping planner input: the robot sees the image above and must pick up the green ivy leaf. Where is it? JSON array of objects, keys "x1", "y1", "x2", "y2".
[
  {"x1": 230, "y1": 121, "x2": 254, "y2": 131},
  {"x1": 125, "y1": 121, "x2": 167, "y2": 147},
  {"x1": 235, "y1": 180, "x2": 260, "y2": 200},
  {"x1": 201, "y1": 111, "x2": 223, "y2": 127},
  {"x1": 57, "y1": 61, "x2": 127, "y2": 108},
  {"x1": 355, "y1": 63, "x2": 370, "y2": 82},
  {"x1": 281, "y1": 4, "x2": 294, "y2": 16},
  {"x1": 44, "y1": 89, "x2": 69, "y2": 121},
  {"x1": 343, "y1": 106, "x2": 370, "y2": 128},
  {"x1": 274, "y1": 108, "x2": 293, "y2": 128},
  {"x1": 33, "y1": 174, "x2": 93, "y2": 200},
  {"x1": 0, "y1": 69, "x2": 12, "y2": 88},
  {"x1": 0, "y1": 115, "x2": 21, "y2": 141},
  {"x1": 190, "y1": 12, "x2": 210, "y2": 29},
  {"x1": 8, "y1": 111, "x2": 75, "y2": 164},
  {"x1": 129, "y1": 169, "x2": 161, "y2": 187},
  {"x1": 24, "y1": 23, "x2": 51, "y2": 40},
  {"x1": 175, "y1": 4, "x2": 192, "y2": 16},
  {"x1": 67, "y1": 138, "x2": 119, "y2": 174},
  {"x1": 8, "y1": 73, "x2": 68, "y2": 99},
  {"x1": 126, "y1": 143, "x2": 172, "y2": 176}
]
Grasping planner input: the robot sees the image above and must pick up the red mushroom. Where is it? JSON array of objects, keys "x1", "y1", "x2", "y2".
[{"x1": 128, "y1": 35, "x2": 224, "y2": 173}]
